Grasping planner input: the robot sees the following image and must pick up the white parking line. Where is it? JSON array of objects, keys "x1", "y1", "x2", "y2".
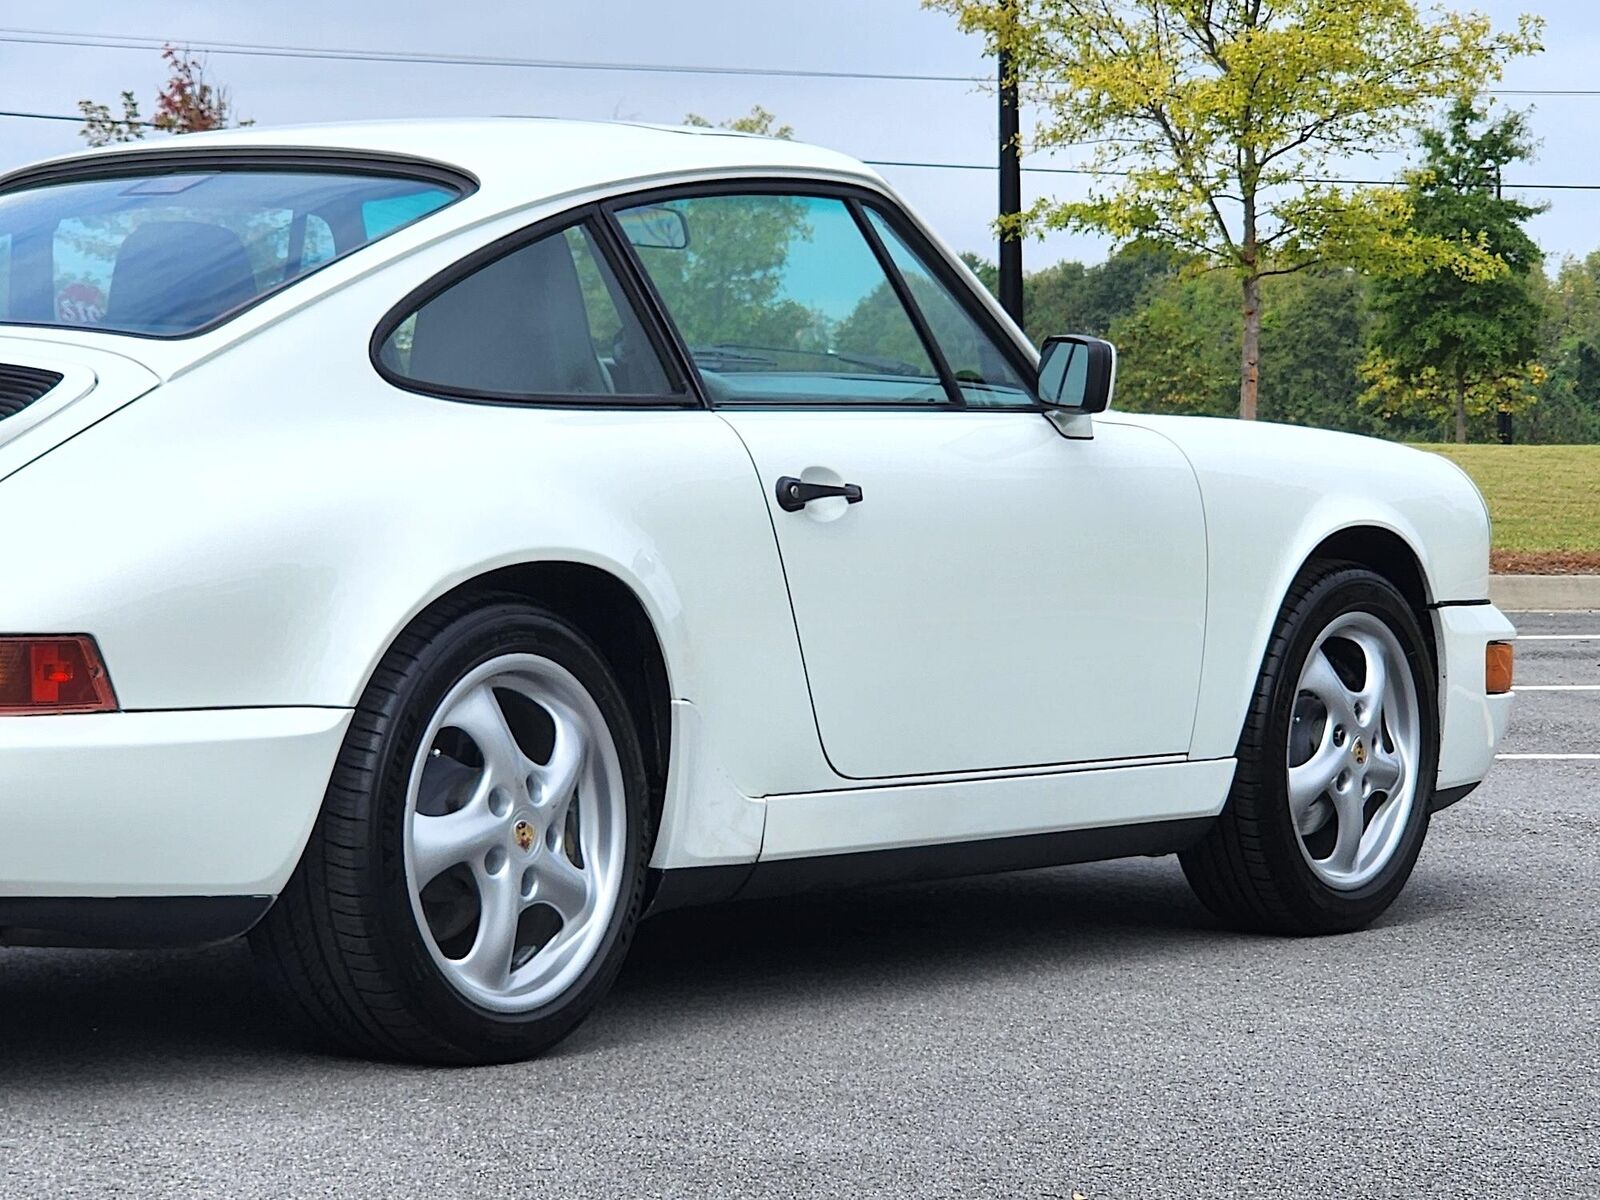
[
  {"x1": 1497, "y1": 753, "x2": 1600, "y2": 761},
  {"x1": 1498, "y1": 629, "x2": 1597, "y2": 761}
]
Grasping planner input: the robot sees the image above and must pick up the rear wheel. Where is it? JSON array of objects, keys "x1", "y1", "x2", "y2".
[
  {"x1": 251, "y1": 598, "x2": 650, "y2": 1063},
  {"x1": 1180, "y1": 564, "x2": 1438, "y2": 934}
]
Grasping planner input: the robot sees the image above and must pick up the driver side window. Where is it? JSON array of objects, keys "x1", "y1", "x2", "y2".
[
  {"x1": 863, "y1": 208, "x2": 1035, "y2": 409},
  {"x1": 616, "y1": 193, "x2": 952, "y2": 407}
]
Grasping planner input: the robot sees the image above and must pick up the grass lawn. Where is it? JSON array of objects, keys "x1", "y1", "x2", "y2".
[{"x1": 1418, "y1": 444, "x2": 1600, "y2": 570}]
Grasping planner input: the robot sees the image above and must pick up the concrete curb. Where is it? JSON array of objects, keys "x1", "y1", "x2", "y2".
[{"x1": 1489, "y1": 574, "x2": 1600, "y2": 612}]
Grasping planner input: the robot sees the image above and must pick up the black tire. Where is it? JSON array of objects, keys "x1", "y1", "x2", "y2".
[
  {"x1": 1179, "y1": 562, "x2": 1439, "y2": 935},
  {"x1": 250, "y1": 595, "x2": 651, "y2": 1064}
]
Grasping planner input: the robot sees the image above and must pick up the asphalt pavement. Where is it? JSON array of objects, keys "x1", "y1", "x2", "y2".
[{"x1": 1, "y1": 612, "x2": 1596, "y2": 1199}]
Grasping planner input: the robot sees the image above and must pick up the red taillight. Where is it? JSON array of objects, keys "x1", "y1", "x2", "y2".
[{"x1": 0, "y1": 636, "x2": 118, "y2": 714}]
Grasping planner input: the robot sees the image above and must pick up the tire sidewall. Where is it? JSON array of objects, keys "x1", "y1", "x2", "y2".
[
  {"x1": 1259, "y1": 571, "x2": 1440, "y2": 927},
  {"x1": 365, "y1": 603, "x2": 650, "y2": 1061}
]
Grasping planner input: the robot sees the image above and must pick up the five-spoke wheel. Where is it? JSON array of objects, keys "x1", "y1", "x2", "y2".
[
  {"x1": 1286, "y1": 612, "x2": 1420, "y2": 889},
  {"x1": 405, "y1": 654, "x2": 627, "y2": 1012},
  {"x1": 1180, "y1": 563, "x2": 1439, "y2": 934},
  {"x1": 252, "y1": 599, "x2": 649, "y2": 1064}
]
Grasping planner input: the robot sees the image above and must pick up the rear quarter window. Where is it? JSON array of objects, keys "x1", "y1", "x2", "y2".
[
  {"x1": 363, "y1": 191, "x2": 453, "y2": 239},
  {"x1": 376, "y1": 221, "x2": 679, "y2": 401}
]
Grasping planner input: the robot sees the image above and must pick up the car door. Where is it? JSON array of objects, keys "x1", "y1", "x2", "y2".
[{"x1": 613, "y1": 187, "x2": 1207, "y2": 781}]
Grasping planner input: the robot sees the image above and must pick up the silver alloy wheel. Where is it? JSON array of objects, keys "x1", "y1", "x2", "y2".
[
  {"x1": 1286, "y1": 612, "x2": 1421, "y2": 891},
  {"x1": 403, "y1": 653, "x2": 626, "y2": 1013}
]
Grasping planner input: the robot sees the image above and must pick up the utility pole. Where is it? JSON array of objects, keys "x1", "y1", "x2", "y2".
[{"x1": 998, "y1": 38, "x2": 1024, "y2": 330}]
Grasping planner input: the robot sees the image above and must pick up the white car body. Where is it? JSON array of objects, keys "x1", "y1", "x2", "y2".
[{"x1": 0, "y1": 119, "x2": 1513, "y2": 942}]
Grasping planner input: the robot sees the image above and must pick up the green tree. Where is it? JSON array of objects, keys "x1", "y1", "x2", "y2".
[
  {"x1": 1103, "y1": 262, "x2": 1378, "y2": 431},
  {"x1": 1108, "y1": 270, "x2": 1237, "y2": 415},
  {"x1": 1530, "y1": 254, "x2": 1600, "y2": 443},
  {"x1": 962, "y1": 241, "x2": 1180, "y2": 342},
  {"x1": 1259, "y1": 267, "x2": 1376, "y2": 434},
  {"x1": 77, "y1": 91, "x2": 144, "y2": 147},
  {"x1": 925, "y1": 0, "x2": 1540, "y2": 420},
  {"x1": 1363, "y1": 99, "x2": 1546, "y2": 443},
  {"x1": 1023, "y1": 240, "x2": 1180, "y2": 340},
  {"x1": 683, "y1": 105, "x2": 794, "y2": 139}
]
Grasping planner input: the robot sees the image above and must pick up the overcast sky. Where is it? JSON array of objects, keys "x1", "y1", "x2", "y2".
[{"x1": 2, "y1": 0, "x2": 1597, "y2": 270}]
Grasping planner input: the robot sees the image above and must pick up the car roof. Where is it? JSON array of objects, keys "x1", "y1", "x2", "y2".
[
  {"x1": 0, "y1": 118, "x2": 923, "y2": 378},
  {"x1": 6, "y1": 117, "x2": 886, "y2": 206}
]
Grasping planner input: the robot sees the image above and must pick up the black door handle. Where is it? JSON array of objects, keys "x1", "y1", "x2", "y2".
[{"x1": 775, "y1": 475, "x2": 864, "y2": 513}]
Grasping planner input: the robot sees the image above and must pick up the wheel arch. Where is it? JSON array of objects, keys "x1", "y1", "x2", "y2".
[
  {"x1": 425, "y1": 561, "x2": 675, "y2": 823},
  {"x1": 1301, "y1": 522, "x2": 1441, "y2": 680},
  {"x1": 1189, "y1": 513, "x2": 1445, "y2": 763},
  {"x1": 1304, "y1": 524, "x2": 1432, "y2": 614}
]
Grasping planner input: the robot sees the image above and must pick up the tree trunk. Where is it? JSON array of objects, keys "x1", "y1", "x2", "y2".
[
  {"x1": 1455, "y1": 382, "x2": 1469, "y2": 444},
  {"x1": 1239, "y1": 273, "x2": 1261, "y2": 420}
]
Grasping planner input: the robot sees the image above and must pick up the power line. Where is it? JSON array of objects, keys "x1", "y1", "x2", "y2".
[
  {"x1": 0, "y1": 108, "x2": 103, "y2": 126},
  {"x1": 0, "y1": 107, "x2": 160, "y2": 129},
  {"x1": 0, "y1": 28, "x2": 980, "y2": 82},
  {"x1": 863, "y1": 159, "x2": 1600, "y2": 191},
  {"x1": 0, "y1": 26, "x2": 1591, "y2": 96}
]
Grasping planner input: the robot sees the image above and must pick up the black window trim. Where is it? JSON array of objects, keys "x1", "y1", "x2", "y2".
[
  {"x1": 598, "y1": 177, "x2": 1043, "y2": 414},
  {"x1": 368, "y1": 204, "x2": 700, "y2": 410},
  {"x1": 0, "y1": 146, "x2": 479, "y2": 195},
  {"x1": 845, "y1": 196, "x2": 964, "y2": 409},
  {"x1": 855, "y1": 197, "x2": 1044, "y2": 412},
  {"x1": 0, "y1": 146, "x2": 478, "y2": 342}
]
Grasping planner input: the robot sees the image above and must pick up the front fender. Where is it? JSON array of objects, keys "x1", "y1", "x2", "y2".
[{"x1": 1102, "y1": 415, "x2": 1491, "y2": 762}]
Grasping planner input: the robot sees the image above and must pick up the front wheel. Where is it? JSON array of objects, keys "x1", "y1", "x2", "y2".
[
  {"x1": 1180, "y1": 563, "x2": 1439, "y2": 934},
  {"x1": 251, "y1": 597, "x2": 650, "y2": 1063}
]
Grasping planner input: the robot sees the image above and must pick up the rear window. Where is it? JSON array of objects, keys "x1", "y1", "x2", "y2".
[{"x1": 0, "y1": 167, "x2": 464, "y2": 337}]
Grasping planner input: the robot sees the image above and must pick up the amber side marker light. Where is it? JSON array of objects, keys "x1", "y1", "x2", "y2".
[
  {"x1": 1486, "y1": 641, "x2": 1515, "y2": 695},
  {"x1": 0, "y1": 636, "x2": 118, "y2": 714}
]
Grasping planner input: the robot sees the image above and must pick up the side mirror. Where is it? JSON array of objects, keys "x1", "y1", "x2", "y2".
[{"x1": 1037, "y1": 335, "x2": 1116, "y2": 414}]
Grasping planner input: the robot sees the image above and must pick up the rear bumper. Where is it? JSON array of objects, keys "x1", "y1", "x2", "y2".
[
  {"x1": 0, "y1": 707, "x2": 348, "y2": 902},
  {"x1": 1434, "y1": 603, "x2": 1516, "y2": 791}
]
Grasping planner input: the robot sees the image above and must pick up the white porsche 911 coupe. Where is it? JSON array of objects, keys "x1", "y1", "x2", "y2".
[{"x1": 0, "y1": 119, "x2": 1514, "y2": 1063}]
